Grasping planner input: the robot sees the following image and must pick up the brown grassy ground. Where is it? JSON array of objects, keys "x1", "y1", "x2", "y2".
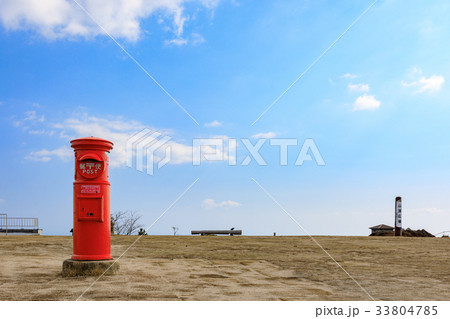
[{"x1": 0, "y1": 235, "x2": 449, "y2": 301}]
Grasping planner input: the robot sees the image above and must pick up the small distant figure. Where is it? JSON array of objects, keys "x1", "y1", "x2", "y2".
[
  {"x1": 138, "y1": 228, "x2": 148, "y2": 236},
  {"x1": 230, "y1": 227, "x2": 235, "y2": 236},
  {"x1": 273, "y1": 232, "x2": 276, "y2": 236},
  {"x1": 70, "y1": 228, "x2": 73, "y2": 236}
]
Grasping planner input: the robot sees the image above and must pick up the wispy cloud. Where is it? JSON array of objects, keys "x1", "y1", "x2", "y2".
[
  {"x1": 22, "y1": 110, "x2": 232, "y2": 167},
  {"x1": 25, "y1": 146, "x2": 72, "y2": 162},
  {"x1": 24, "y1": 110, "x2": 44, "y2": 122},
  {"x1": 348, "y1": 83, "x2": 370, "y2": 93},
  {"x1": 0, "y1": 198, "x2": 5, "y2": 204},
  {"x1": 190, "y1": 33, "x2": 205, "y2": 45},
  {"x1": 204, "y1": 120, "x2": 222, "y2": 128},
  {"x1": 13, "y1": 110, "x2": 45, "y2": 127},
  {"x1": 28, "y1": 129, "x2": 54, "y2": 136},
  {"x1": 352, "y1": 94, "x2": 381, "y2": 111},
  {"x1": 341, "y1": 73, "x2": 359, "y2": 79},
  {"x1": 31, "y1": 113, "x2": 174, "y2": 167},
  {"x1": 165, "y1": 38, "x2": 188, "y2": 46},
  {"x1": 165, "y1": 33, "x2": 205, "y2": 46},
  {"x1": 252, "y1": 132, "x2": 277, "y2": 139},
  {"x1": 201, "y1": 198, "x2": 242, "y2": 210},
  {"x1": 401, "y1": 67, "x2": 445, "y2": 94}
]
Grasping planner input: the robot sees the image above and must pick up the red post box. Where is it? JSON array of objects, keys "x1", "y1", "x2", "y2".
[{"x1": 70, "y1": 137, "x2": 114, "y2": 260}]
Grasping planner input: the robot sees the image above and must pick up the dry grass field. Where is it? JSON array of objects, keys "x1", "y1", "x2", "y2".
[{"x1": 0, "y1": 235, "x2": 449, "y2": 301}]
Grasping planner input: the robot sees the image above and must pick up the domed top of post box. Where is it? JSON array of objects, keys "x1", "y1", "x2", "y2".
[{"x1": 70, "y1": 137, "x2": 114, "y2": 152}]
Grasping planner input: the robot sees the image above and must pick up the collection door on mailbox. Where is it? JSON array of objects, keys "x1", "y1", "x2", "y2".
[{"x1": 71, "y1": 137, "x2": 114, "y2": 261}]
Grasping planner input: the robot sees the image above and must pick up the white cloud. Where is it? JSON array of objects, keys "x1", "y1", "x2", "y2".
[
  {"x1": 352, "y1": 94, "x2": 381, "y2": 111},
  {"x1": 252, "y1": 132, "x2": 276, "y2": 139},
  {"x1": 407, "y1": 66, "x2": 422, "y2": 77},
  {"x1": 28, "y1": 129, "x2": 54, "y2": 136},
  {"x1": 0, "y1": 0, "x2": 218, "y2": 43},
  {"x1": 24, "y1": 110, "x2": 37, "y2": 121},
  {"x1": 204, "y1": 120, "x2": 222, "y2": 128},
  {"x1": 164, "y1": 37, "x2": 188, "y2": 46},
  {"x1": 24, "y1": 111, "x2": 232, "y2": 168},
  {"x1": 201, "y1": 198, "x2": 217, "y2": 210},
  {"x1": 341, "y1": 73, "x2": 359, "y2": 79},
  {"x1": 401, "y1": 66, "x2": 445, "y2": 94},
  {"x1": 25, "y1": 146, "x2": 72, "y2": 162},
  {"x1": 348, "y1": 83, "x2": 370, "y2": 93},
  {"x1": 24, "y1": 110, "x2": 45, "y2": 122},
  {"x1": 165, "y1": 32, "x2": 205, "y2": 46},
  {"x1": 13, "y1": 110, "x2": 46, "y2": 128},
  {"x1": 201, "y1": 198, "x2": 242, "y2": 210},
  {"x1": 219, "y1": 200, "x2": 242, "y2": 209},
  {"x1": 402, "y1": 75, "x2": 445, "y2": 94},
  {"x1": 49, "y1": 113, "x2": 201, "y2": 168},
  {"x1": 190, "y1": 32, "x2": 205, "y2": 45},
  {"x1": 166, "y1": 141, "x2": 194, "y2": 164},
  {"x1": 51, "y1": 114, "x2": 146, "y2": 167},
  {"x1": 417, "y1": 75, "x2": 444, "y2": 93}
]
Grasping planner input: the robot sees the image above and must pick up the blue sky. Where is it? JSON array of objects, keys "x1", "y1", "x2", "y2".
[{"x1": 1, "y1": 0, "x2": 449, "y2": 236}]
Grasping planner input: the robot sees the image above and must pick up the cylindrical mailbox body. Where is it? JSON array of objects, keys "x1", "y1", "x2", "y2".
[{"x1": 71, "y1": 137, "x2": 114, "y2": 260}]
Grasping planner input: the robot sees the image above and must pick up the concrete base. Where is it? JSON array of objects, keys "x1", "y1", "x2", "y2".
[{"x1": 62, "y1": 259, "x2": 119, "y2": 277}]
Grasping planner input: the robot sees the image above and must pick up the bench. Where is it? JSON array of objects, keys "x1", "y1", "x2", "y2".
[{"x1": 191, "y1": 230, "x2": 242, "y2": 236}]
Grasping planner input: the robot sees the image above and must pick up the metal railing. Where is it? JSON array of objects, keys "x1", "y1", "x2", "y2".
[{"x1": 0, "y1": 214, "x2": 39, "y2": 235}]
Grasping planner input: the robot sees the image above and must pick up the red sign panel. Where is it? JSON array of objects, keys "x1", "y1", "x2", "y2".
[{"x1": 81, "y1": 185, "x2": 100, "y2": 194}]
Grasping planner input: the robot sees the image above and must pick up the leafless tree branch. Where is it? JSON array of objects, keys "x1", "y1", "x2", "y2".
[{"x1": 111, "y1": 211, "x2": 144, "y2": 235}]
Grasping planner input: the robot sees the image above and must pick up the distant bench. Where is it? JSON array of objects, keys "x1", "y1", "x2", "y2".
[{"x1": 191, "y1": 230, "x2": 242, "y2": 236}]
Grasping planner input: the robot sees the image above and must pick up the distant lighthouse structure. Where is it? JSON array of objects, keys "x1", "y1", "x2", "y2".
[{"x1": 394, "y1": 196, "x2": 402, "y2": 236}]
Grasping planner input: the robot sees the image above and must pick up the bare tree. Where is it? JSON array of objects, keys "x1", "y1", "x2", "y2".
[
  {"x1": 172, "y1": 226, "x2": 179, "y2": 236},
  {"x1": 111, "y1": 211, "x2": 126, "y2": 234},
  {"x1": 111, "y1": 211, "x2": 144, "y2": 235}
]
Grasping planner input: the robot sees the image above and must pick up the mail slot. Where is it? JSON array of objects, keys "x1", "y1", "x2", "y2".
[
  {"x1": 78, "y1": 196, "x2": 103, "y2": 222},
  {"x1": 71, "y1": 137, "x2": 114, "y2": 260}
]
